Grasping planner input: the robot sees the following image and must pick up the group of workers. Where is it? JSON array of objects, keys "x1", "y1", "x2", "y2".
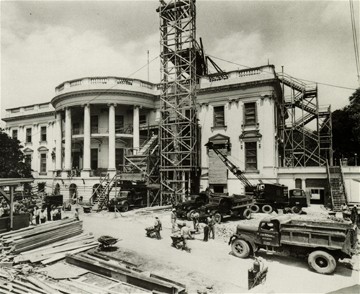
[
  {"x1": 151, "y1": 208, "x2": 216, "y2": 250},
  {"x1": 31, "y1": 205, "x2": 62, "y2": 225}
]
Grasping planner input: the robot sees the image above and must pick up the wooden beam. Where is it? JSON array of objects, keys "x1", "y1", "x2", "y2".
[{"x1": 0, "y1": 188, "x2": 10, "y2": 202}]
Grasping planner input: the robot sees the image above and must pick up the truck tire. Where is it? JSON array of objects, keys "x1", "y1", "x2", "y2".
[
  {"x1": 308, "y1": 250, "x2": 336, "y2": 274},
  {"x1": 187, "y1": 209, "x2": 195, "y2": 221},
  {"x1": 262, "y1": 205, "x2": 273, "y2": 214},
  {"x1": 231, "y1": 239, "x2": 250, "y2": 258},
  {"x1": 250, "y1": 205, "x2": 260, "y2": 213},
  {"x1": 213, "y1": 212, "x2": 222, "y2": 224},
  {"x1": 121, "y1": 202, "x2": 129, "y2": 212},
  {"x1": 291, "y1": 206, "x2": 302, "y2": 214},
  {"x1": 242, "y1": 208, "x2": 252, "y2": 219}
]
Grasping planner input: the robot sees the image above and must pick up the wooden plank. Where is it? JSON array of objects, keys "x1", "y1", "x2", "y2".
[
  {"x1": 0, "y1": 277, "x2": 48, "y2": 294},
  {"x1": 0, "y1": 278, "x2": 45, "y2": 294},
  {"x1": 14, "y1": 229, "x2": 83, "y2": 253},
  {"x1": 41, "y1": 243, "x2": 98, "y2": 265},
  {"x1": 66, "y1": 254, "x2": 182, "y2": 294},
  {"x1": 28, "y1": 240, "x2": 96, "y2": 263},
  {"x1": 26, "y1": 276, "x2": 61, "y2": 294}
]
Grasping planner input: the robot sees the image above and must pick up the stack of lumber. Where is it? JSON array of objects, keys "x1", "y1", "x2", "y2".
[
  {"x1": 0, "y1": 269, "x2": 151, "y2": 294},
  {"x1": 0, "y1": 218, "x2": 97, "y2": 265},
  {"x1": 66, "y1": 250, "x2": 187, "y2": 294}
]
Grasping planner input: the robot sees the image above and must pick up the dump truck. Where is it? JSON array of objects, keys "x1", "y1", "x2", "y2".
[
  {"x1": 228, "y1": 215, "x2": 358, "y2": 274},
  {"x1": 197, "y1": 193, "x2": 254, "y2": 223},
  {"x1": 205, "y1": 142, "x2": 308, "y2": 214},
  {"x1": 175, "y1": 192, "x2": 209, "y2": 220},
  {"x1": 250, "y1": 184, "x2": 308, "y2": 214}
]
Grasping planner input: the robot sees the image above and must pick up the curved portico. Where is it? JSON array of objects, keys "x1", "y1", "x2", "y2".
[{"x1": 51, "y1": 76, "x2": 160, "y2": 177}]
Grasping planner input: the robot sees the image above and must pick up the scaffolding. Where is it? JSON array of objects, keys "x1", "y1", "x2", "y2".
[
  {"x1": 279, "y1": 72, "x2": 333, "y2": 167},
  {"x1": 158, "y1": 0, "x2": 199, "y2": 205}
]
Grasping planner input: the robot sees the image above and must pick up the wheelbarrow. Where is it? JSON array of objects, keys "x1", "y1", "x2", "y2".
[{"x1": 97, "y1": 235, "x2": 118, "y2": 250}]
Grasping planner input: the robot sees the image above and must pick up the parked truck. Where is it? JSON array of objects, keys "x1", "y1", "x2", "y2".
[
  {"x1": 228, "y1": 215, "x2": 358, "y2": 274},
  {"x1": 250, "y1": 184, "x2": 308, "y2": 214},
  {"x1": 197, "y1": 193, "x2": 254, "y2": 223},
  {"x1": 108, "y1": 181, "x2": 148, "y2": 212},
  {"x1": 206, "y1": 142, "x2": 308, "y2": 214},
  {"x1": 175, "y1": 192, "x2": 209, "y2": 220}
]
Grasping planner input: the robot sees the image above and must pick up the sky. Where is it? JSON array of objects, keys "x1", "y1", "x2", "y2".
[{"x1": 1, "y1": 0, "x2": 359, "y2": 121}]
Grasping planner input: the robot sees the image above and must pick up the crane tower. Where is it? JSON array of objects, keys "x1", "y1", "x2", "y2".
[{"x1": 157, "y1": 0, "x2": 199, "y2": 204}]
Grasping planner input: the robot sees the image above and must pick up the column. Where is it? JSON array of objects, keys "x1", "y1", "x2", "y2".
[
  {"x1": 83, "y1": 104, "x2": 91, "y2": 174},
  {"x1": 64, "y1": 107, "x2": 72, "y2": 171},
  {"x1": 133, "y1": 105, "x2": 140, "y2": 154},
  {"x1": 55, "y1": 112, "x2": 62, "y2": 171},
  {"x1": 108, "y1": 104, "x2": 116, "y2": 171}
]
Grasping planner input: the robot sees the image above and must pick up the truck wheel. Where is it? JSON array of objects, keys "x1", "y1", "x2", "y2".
[
  {"x1": 213, "y1": 212, "x2": 222, "y2": 224},
  {"x1": 308, "y1": 250, "x2": 336, "y2": 274},
  {"x1": 242, "y1": 208, "x2": 251, "y2": 220},
  {"x1": 291, "y1": 206, "x2": 302, "y2": 214},
  {"x1": 187, "y1": 209, "x2": 195, "y2": 221},
  {"x1": 121, "y1": 202, "x2": 129, "y2": 212},
  {"x1": 250, "y1": 205, "x2": 260, "y2": 213},
  {"x1": 262, "y1": 205, "x2": 273, "y2": 214},
  {"x1": 231, "y1": 239, "x2": 250, "y2": 258}
]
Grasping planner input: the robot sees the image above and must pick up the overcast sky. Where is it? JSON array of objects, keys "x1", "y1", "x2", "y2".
[{"x1": 1, "y1": 0, "x2": 359, "y2": 120}]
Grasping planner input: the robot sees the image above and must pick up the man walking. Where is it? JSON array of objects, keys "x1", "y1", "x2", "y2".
[
  {"x1": 154, "y1": 216, "x2": 162, "y2": 239},
  {"x1": 207, "y1": 214, "x2": 215, "y2": 239}
]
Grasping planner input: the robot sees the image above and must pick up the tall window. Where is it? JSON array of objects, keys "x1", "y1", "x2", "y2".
[
  {"x1": 115, "y1": 115, "x2": 124, "y2": 132},
  {"x1": 91, "y1": 148, "x2": 98, "y2": 170},
  {"x1": 12, "y1": 129, "x2": 18, "y2": 140},
  {"x1": 245, "y1": 142, "x2": 257, "y2": 170},
  {"x1": 244, "y1": 102, "x2": 256, "y2": 126},
  {"x1": 40, "y1": 153, "x2": 47, "y2": 173},
  {"x1": 139, "y1": 115, "x2": 147, "y2": 125},
  {"x1": 26, "y1": 128, "x2": 32, "y2": 143},
  {"x1": 116, "y1": 148, "x2": 124, "y2": 171},
  {"x1": 213, "y1": 106, "x2": 225, "y2": 127},
  {"x1": 40, "y1": 126, "x2": 47, "y2": 142},
  {"x1": 91, "y1": 115, "x2": 98, "y2": 133}
]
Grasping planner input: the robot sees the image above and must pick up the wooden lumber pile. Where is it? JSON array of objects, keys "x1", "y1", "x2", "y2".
[
  {"x1": 0, "y1": 218, "x2": 97, "y2": 265},
  {"x1": 66, "y1": 250, "x2": 187, "y2": 294},
  {"x1": 0, "y1": 269, "x2": 151, "y2": 294}
]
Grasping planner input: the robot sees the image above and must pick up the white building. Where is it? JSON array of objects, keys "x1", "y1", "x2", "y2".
[{"x1": 3, "y1": 65, "x2": 359, "y2": 205}]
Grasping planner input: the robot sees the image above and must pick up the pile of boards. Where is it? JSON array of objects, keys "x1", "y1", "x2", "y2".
[
  {"x1": 0, "y1": 267, "x2": 151, "y2": 294},
  {"x1": 0, "y1": 218, "x2": 98, "y2": 265}
]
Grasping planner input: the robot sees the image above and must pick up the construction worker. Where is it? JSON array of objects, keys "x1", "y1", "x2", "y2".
[
  {"x1": 154, "y1": 216, "x2": 162, "y2": 239},
  {"x1": 192, "y1": 211, "x2": 200, "y2": 232},
  {"x1": 34, "y1": 206, "x2": 41, "y2": 225},
  {"x1": 171, "y1": 208, "x2": 177, "y2": 233},
  {"x1": 207, "y1": 214, "x2": 215, "y2": 239},
  {"x1": 39, "y1": 208, "x2": 47, "y2": 224},
  {"x1": 341, "y1": 203, "x2": 350, "y2": 219},
  {"x1": 180, "y1": 223, "x2": 192, "y2": 248},
  {"x1": 50, "y1": 206, "x2": 58, "y2": 221}
]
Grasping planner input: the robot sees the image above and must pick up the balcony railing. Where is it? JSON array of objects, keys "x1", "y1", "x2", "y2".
[{"x1": 55, "y1": 76, "x2": 159, "y2": 94}]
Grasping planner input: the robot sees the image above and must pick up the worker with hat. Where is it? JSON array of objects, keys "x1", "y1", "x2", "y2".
[
  {"x1": 171, "y1": 208, "x2": 177, "y2": 232},
  {"x1": 154, "y1": 216, "x2": 162, "y2": 239}
]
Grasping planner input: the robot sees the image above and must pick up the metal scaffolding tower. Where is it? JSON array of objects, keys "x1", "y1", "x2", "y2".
[
  {"x1": 157, "y1": 0, "x2": 199, "y2": 205},
  {"x1": 279, "y1": 72, "x2": 333, "y2": 167}
]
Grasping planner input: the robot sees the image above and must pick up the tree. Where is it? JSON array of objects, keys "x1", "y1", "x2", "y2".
[
  {"x1": 331, "y1": 88, "x2": 360, "y2": 165},
  {"x1": 0, "y1": 129, "x2": 32, "y2": 178},
  {"x1": 348, "y1": 87, "x2": 360, "y2": 143}
]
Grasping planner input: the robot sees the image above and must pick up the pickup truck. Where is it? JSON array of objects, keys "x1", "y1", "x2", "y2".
[
  {"x1": 175, "y1": 192, "x2": 209, "y2": 220},
  {"x1": 197, "y1": 193, "x2": 254, "y2": 223},
  {"x1": 228, "y1": 215, "x2": 358, "y2": 274}
]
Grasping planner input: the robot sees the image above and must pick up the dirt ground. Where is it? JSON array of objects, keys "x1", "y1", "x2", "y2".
[{"x1": 64, "y1": 205, "x2": 360, "y2": 294}]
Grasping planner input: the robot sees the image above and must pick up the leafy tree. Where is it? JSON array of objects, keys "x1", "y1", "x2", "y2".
[
  {"x1": 0, "y1": 129, "x2": 32, "y2": 178},
  {"x1": 348, "y1": 88, "x2": 360, "y2": 143},
  {"x1": 332, "y1": 88, "x2": 360, "y2": 165}
]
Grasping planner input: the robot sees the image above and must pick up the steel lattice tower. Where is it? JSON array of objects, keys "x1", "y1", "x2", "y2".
[{"x1": 158, "y1": 0, "x2": 199, "y2": 205}]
